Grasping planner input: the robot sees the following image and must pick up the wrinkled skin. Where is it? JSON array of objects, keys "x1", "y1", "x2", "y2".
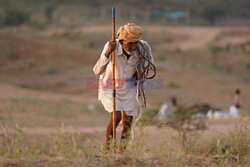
[{"x1": 105, "y1": 40, "x2": 138, "y2": 58}]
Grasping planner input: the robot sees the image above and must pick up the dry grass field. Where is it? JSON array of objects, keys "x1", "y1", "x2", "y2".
[{"x1": 0, "y1": 25, "x2": 250, "y2": 166}]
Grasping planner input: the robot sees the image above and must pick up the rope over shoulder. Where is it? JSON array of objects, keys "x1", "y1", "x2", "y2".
[
  {"x1": 135, "y1": 40, "x2": 156, "y2": 108},
  {"x1": 130, "y1": 40, "x2": 156, "y2": 147},
  {"x1": 136, "y1": 43, "x2": 156, "y2": 79}
]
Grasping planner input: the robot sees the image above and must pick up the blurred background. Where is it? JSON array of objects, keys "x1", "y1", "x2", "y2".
[
  {"x1": 0, "y1": 0, "x2": 249, "y2": 133},
  {"x1": 0, "y1": 0, "x2": 249, "y2": 165}
]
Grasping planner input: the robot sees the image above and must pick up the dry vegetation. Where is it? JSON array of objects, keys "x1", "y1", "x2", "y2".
[
  {"x1": 0, "y1": 117, "x2": 249, "y2": 166},
  {"x1": 0, "y1": 11, "x2": 250, "y2": 166}
]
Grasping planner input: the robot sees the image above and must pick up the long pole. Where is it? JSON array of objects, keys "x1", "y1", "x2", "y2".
[{"x1": 111, "y1": 7, "x2": 116, "y2": 153}]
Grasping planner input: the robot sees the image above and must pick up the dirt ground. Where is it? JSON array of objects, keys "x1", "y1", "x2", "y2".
[
  {"x1": 0, "y1": 81, "x2": 249, "y2": 149},
  {"x1": 0, "y1": 25, "x2": 249, "y2": 166},
  {"x1": 78, "y1": 25, "x2": 250, "y2": 50}
]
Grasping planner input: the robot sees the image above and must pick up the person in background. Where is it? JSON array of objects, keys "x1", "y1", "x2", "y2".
[
  {"x1": 234, "y1": 89, "x2": 241, "y2": 111},
  {"x1": 229, "y1": 88, "x2": 241, "y2": 118}
]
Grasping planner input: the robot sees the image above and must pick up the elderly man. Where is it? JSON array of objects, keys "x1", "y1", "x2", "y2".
[{"x1": 93, "y1": 23, "x2": 154, "y2": 152}]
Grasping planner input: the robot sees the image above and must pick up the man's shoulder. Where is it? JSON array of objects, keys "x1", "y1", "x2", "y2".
[
  {"x1": 139, "y1": 40, "x2": 150, "y2": 47},
  {"x1": 139, "y1": 40, "x2": 151, "y2": 50},
  {"x1": 139, "y1": 40, "x2": 148, "y2": 44}
]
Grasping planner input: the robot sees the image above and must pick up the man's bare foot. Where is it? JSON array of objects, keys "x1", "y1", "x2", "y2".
[
  {"x1": 103, "y1": 143, "x2": 110, "y2": 154},
  {"x1": 119, "y1": 146, "x2": 125, "y2": 153}
]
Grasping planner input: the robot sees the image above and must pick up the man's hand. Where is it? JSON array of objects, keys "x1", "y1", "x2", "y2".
[{"x1": 105, "y1": 40, "x2": 116, "y2": 58}]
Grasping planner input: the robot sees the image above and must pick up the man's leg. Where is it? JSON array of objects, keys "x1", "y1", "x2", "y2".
[
  {"x1": 119, "y1": 111, "x2": 133, "y2": 152},
  {"x1": 105, "y1": 111, "x2": 121, "y2": 152}
]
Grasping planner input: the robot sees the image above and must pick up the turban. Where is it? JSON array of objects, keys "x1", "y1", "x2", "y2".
[{"x1": 117, "y1": 23, "x2": 143, "y2": 42}]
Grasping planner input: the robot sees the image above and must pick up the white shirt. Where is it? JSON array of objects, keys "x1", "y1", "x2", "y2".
[{"x1": 93, "y1": 39, "x2": 140, "y2": 116}]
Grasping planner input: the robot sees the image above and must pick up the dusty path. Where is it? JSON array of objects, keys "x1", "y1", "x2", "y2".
[
  {"x1": 0, "y1": 83, "x2": 93, "y2": 103},
  {"x1": 1, "y1": 67, "x2": 250, "y2": 113},
  {"x1": 1, "y1": 119, "x2": 249, "y2": 149},
  {"x1": 78, "y1": 26, "x2": 250, "y2": 50},
  {"x1": 78, "y1": 26, "x2": 220, "y2": 50}
]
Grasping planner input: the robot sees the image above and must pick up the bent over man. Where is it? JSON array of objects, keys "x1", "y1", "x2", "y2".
[{"x1": 93, "y1": 23, "x2": 154, "y2": 152}]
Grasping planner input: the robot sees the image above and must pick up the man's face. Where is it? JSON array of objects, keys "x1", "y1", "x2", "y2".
[{"x1": 120, "y1": 40, "x2": 138, "y2": 52}]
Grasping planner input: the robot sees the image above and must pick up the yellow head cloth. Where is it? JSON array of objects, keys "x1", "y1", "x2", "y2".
[{"x1": 117, "y1": 23, "x2": 143, "y2": 42}]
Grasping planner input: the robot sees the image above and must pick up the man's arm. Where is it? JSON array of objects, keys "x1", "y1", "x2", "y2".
[{"x1": 93, "y1": 40, "x2": 116, "y2": 75}]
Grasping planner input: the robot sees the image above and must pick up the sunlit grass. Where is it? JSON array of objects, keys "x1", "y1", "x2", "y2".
[{"x1": 0, "y1": 123, "x2": 249, "y2": 166}]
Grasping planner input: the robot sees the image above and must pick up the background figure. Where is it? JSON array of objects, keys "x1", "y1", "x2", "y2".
[
  {"x1": 234, "y1": 89, "x2": 241, "y2": 109},
  {"x1": 229, "y1": 89, "x2": 241, "y2": 118},
  {"x1": 159, "y1": 97, "x2": 177, "y2": 119}
]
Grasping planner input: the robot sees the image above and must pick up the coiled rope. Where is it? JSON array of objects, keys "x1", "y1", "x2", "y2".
[{"x1": 129, "y1": 41, "x2": 156, "y2": 145}]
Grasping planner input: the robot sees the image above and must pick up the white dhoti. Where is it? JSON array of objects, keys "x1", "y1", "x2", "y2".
[{"x1": 93, "y1": 40, "x2": 142, "y2": 116}]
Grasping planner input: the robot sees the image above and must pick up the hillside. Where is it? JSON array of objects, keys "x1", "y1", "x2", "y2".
[
  {"x1": 0, "y1": 25, "x2": 249, "y2": 115},
  {"x1": 0, "y1": 21, "x2": 250, "y2": 166}
]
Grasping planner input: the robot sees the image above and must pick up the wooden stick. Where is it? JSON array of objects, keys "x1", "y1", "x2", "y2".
[{"x1": 111, "y1": 6, "x2": 116, "y2": 153}]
